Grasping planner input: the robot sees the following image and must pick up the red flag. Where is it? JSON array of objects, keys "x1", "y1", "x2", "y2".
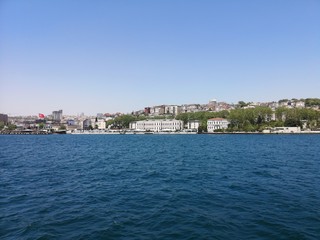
[{"x1": 39, "y1": 113, "x2": 45, "y2": 119}]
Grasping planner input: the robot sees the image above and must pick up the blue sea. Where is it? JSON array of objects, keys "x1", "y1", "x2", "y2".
[{"x1": 1, "y1": 134, "x2": 320, "y2": 239}]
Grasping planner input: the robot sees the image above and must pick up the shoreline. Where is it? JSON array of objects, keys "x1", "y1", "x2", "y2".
[{"x1": 1, "y1": 130, "x2": 320, "y2": 135}]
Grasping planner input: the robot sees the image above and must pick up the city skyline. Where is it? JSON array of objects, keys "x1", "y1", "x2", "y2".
[{"x1": 1, "y1": 1, "x2": 319, "y2": 116}]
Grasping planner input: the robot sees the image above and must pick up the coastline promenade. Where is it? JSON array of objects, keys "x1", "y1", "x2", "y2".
[{"x1": 2, "y1": 130, "x2": 320, "y2": 135}]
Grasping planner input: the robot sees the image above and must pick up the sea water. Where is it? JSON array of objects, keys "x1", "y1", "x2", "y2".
[{"x1": 1, "y1": 134, "x2": 320, "y2": 239}]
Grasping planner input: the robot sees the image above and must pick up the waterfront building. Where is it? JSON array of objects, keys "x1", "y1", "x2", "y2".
[
  {"x1": 91, "y1": 118, "x2": 106, "y2": 129},
  {"x1": 129, "y1": 119, "x2": 184, "y2": 131},
  {"x1": 207, "y1": 118, "x2": 229, "y2": 132},
  {"x1": 187, "y1": 120, "x2": 200, "y2": 130},
  {"x1": 263, "y1": 127, "x2": 301, "y2": 134},
  {"x1": 83, "y1": 119, "x2": 91, "y2": 130}
]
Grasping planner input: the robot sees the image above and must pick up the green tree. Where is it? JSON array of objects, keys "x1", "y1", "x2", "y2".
[
  {"x1": 308, "y1": 120, "x2": 318, "y2": 130},
  {"x1": 238, "y1": 101, "x2": 248, "y2": 108},
  {"x1": 106, "y1": 119, "x2": 114, "y2": 128},
  {"x1": 59, "y1": 125, "x2": 66, "y2": 130},
  {"x1": 0, "y1": 121, "x2": 5, "y2": 130},
  {"x1": 284, "y1": 119, "x2": 301, "y2": 127},
  {"x1": 305, "y1": 98, "x2": 320, "y2": 107},
  {"x1": 198, "y1": 125, "x2": 207, "y2": 133},
  {"x1": 7, "y1": 124, "x2": 17, "y2": 131}
]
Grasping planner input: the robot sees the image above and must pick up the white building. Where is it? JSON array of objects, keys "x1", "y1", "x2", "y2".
[
  {"x1": 91, "y1": 118, "x2": 106, "y2": 129},
  {"x1": 294, "y1": 101, "x2": 305, "y2": 108},
  {"x1": 187, "y1": 120, "x2": 200, "y2": 130},
  {"x1": 164, "y1": 105, "x2": 180, "y2": 116},
  {"x1": 207, "y1": 118, "x2": 229, "y2": 132},
  {"x1": 129, "y1": 119, "x2": 184, "y2": 131},
  {"x1": 263, "y1": 127, "x2": 301, "y2": 134}
]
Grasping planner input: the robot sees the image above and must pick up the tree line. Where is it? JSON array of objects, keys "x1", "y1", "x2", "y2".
[
  {"x1": 106, "y1": 106, "x2": 320, "y2": 132},
  {"x1": 176, "y1": 107, "x2": 320, "y2": 132}
]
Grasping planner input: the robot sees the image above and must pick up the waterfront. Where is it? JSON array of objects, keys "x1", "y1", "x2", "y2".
[{"x1": 1, "y1": 135, "x2": 320, "y2": 239}]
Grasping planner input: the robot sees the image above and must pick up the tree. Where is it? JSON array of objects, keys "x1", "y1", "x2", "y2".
[
  {"x1": 0, "y1": 121, "x2": 4, "y2": 130},
  {"x1": 106, "y1": 119, "x2": 114, "y2": 128},
  {"x1": 59, "y1": 125, "x2": 66, "y2": 130},
  {"x1": 7, "y1": 124, "x2": 17, "y2": 131},
  {"x1": 284, "y1": 119, "x2": 301, "y2": 127},
  {"x1": 238, "y1": 101, "x2": 248, "y2": 108},
  {"x1": 308, "y1": 120, "x2": 318, "y2": 130},
  {"x1": 198, "y1": 125, "x2": 207, "y2": 133},
  {"x1": 305, "y1": 98, "x2": 320, "y2": 107}
]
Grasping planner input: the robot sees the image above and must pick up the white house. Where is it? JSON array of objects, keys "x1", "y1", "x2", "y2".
[
  {"x1": 207, "y1": 118, "x2": 229, "y2": 132},
  {"x1": 91, "y1": 119, "x2": 106, "y2": 129},
  {"x1": 187, "y1": 120, "x2": 200, "y2": 130},
  {"x1": 263, "y1": 127, "x2": 301, "y2": 134},
  {"x1": 129, "y1": 119, "x2": 184, "y2": 131}
]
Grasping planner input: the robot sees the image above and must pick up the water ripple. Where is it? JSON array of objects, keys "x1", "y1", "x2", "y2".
[{"x1": 1, "y1": 134, "x2": 320, "y2": 239}]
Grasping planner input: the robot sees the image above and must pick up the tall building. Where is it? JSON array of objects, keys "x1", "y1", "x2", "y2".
[
  {"x1": 0, "y1": 113, "x2": 8, "y2": 124},
  {"x1": 52, "y1": 110, "x2": 63, "y2": 122}
]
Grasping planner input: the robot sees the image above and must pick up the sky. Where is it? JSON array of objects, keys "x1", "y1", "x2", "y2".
[{"x1": 0, "y1": 0, "x2": 319, "y2": 116}]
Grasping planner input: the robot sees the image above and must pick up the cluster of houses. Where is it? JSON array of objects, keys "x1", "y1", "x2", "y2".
[
  {"x1": 2, "y1": 98, "x2": 319, "y2": 134},
  {"x1": 133, "y1": 99, "x2": 232, "y2": 117},
  {"x1": 129, "y1": 118, "x2": 229, "y2": 133}
]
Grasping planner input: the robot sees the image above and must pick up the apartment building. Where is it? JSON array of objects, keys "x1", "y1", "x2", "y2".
[
  {"x1": 150, "y1": 105, "x2": 165, "y2": 116},
  {"x1": 52, "y1": 110, "x2": 63, "y2": 122}
]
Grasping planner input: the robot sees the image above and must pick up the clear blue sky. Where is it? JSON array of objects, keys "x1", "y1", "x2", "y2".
[{"x1": 1, "y1": 0, "x2": 319, "y2": 116}]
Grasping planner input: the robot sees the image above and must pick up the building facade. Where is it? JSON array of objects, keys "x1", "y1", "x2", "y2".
[
  {"x1": 180, "y1": 104, "x2": 201, "y2": 113},
  {"x1": 164, "y1": 105, "x2": 180, "y2": 116},
  {"x1": 92, "y1": 119, "x2": 106, "y2": 129},
  {"x1": 83, "y1": 119, "x2": 91, "y2": 130},
  {"x1": 207, "y1": 118, "x2": 229, "y2": 132},
  {"x1": 52, "y1": 110, "x2": 63, "y2": 122},
  {"x1": 150, "y1": 105, "x2": 165, "y2": 116},
  {"x1": 0, "y1": 113, "x2": 8, "y2": 124},
  {"x1": 130, "y1": 119, "x2": 184, "y2": 131},
  {"x1": 187, "y1": 120, "x2": 200, "y2": 130}
]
